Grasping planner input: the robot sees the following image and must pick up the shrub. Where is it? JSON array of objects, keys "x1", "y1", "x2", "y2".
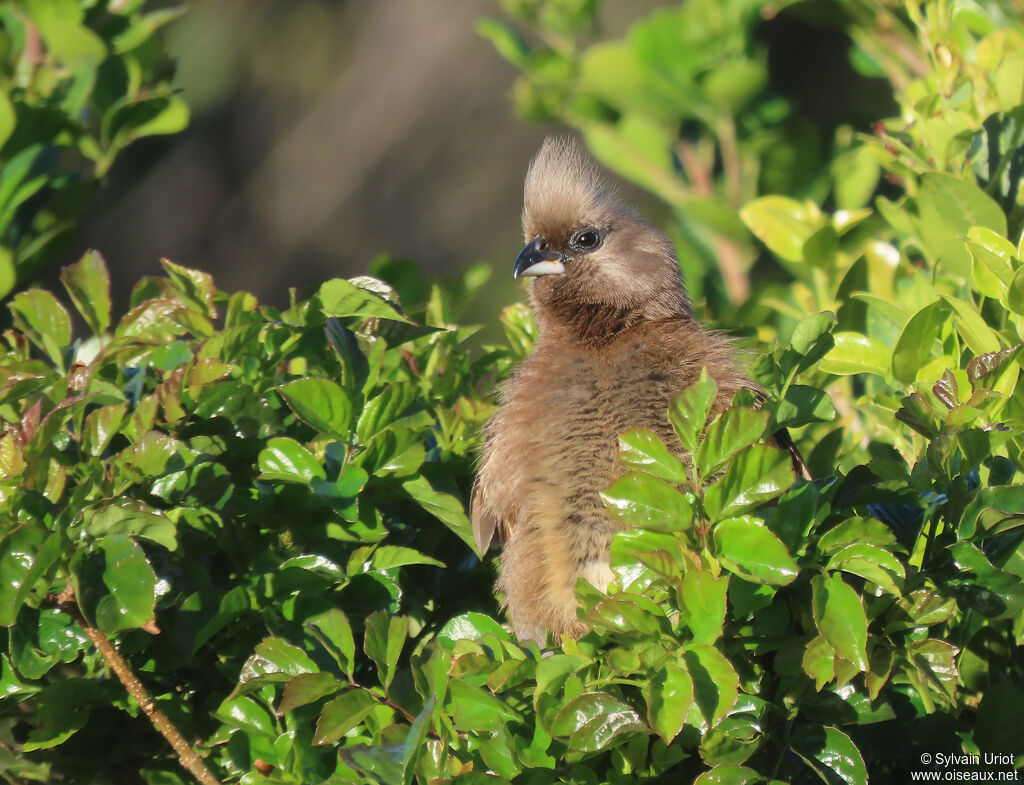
[
  {"x1": 1, "y1": 1, "x2": 1023, "y2": 784},
  {"x1": 0, "y1": 0, "x2": 187, "y2": 300}
]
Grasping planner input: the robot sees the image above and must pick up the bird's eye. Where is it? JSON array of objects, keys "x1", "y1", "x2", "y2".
[{"x1": 569, "y1": 227, "x2": 602, "y2": 252}]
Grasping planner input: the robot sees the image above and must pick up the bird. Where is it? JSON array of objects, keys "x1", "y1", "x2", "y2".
[{"x1": 471, "y1": 137, "x2": 806, "y2": 644}]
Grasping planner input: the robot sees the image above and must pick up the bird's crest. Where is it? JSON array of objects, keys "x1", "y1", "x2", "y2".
[{"x1": 522, "y1": 137, "x2": 611, "y2": 236}]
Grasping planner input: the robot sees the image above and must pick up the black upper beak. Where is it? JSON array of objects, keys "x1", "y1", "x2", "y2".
[{"x1": 513, "y1": 236, "x2": 566, "y2": 279}]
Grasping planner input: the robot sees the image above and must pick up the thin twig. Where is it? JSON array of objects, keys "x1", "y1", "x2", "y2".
[{"x1": 60, "y1": 594, "x2": 222, "y2": 785}]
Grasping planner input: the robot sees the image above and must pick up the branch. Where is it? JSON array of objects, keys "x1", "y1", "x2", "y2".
[{"x1": 59, "y1": 591, "x2": 222, "y2": 785}]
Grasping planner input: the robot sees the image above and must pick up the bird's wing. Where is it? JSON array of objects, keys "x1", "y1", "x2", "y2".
[{"x1": 471, "y1": 478, "x2": 502, "y2": 555}]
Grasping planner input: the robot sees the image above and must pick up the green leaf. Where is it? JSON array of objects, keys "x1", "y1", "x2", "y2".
[
  {"x1": 696, "y1": 408, "x2": 769, "y2": 477},
  {"x1": 917, "y1": 172, "x2": 1006, "y2": 278},
  {"x1": 700, "y1": 715, "x2": 763, "y2": 766},
  {"x1": 678, "y1": 570, "x2": 729, "y2": 644},
  {"x1": 704, "y1": 445, "x2": 795, "y2": 521},
  {"x1": 320, "y1": 277, "x2": 415, "y2": 323},
  {"x1": 774, "y1": 385, "x2": 836, "y2": 429},
  {"x1": 819, "y1": 332, "x2": 891, "y2": 377},
  {"x1": 790, "y1": 725, "x2": 867, "y2": 785},
  {"x1": 71, "y1": 535, "x2": 157, "y2": 634},
  {"x1": 160, "y1": 258, "x2": 216, "y2": 318},
  {"x1": 602, "y1": 472, "x2": 693, "y2": 531},
  {"x1": 891, "y1": 300, "x2": 946, "y2": 384},
  {"x1": 104, "y1": 96, "x2": 190, "y2": 152},
  {"x1": 550, "y1": 692, "x2": 646, "y2": 752},
  {"x1": 364, "y1": 610, "x2": 408, "y2": 691},
  {"x1": 305, "y1": 609, "x2": 356, "y2": 677},
  {"x1": 811, "y1": 574, "x2": 868, "y2": 672},
  {"x1": 618, "y1": 428, "x2": 688, "y2": 483},
  {"x1": 693, "y1": 765, "x2": 765, "y2": 785},
  {"x1": 278, "y1": 672, "x2": 342, "y2": 715},
  {"x1": 314, "y1": 688, "x2": 377, "y2": 745},
  {"x1": 906, "y1": 638, "x2": 959, "y2": 704},
  {"x1": 257, "y1": 437, "x2": 325, "y2": 484},
  {"x1": 0, "y1": 528, "x2": 59, "y2": 627},
  {"x1": 712, "y1": 516, "x2": 798, "y2": 586},
  {"x1": 278, "y1": 378, "x2": 353, "y2": 438},
  {"x1": 825, "y1": 544, "x2": 905, "y2": 596},
  {"x1": 817, "y1": 518, "x2": 901, "y2": 554},
  {"x1": 740, "y1": 196, "x2": 824, "y2": 263},
  {"x1": 83, "y1": 500, "x2": 178, "y2": 552},
  {"x1": 447, "y1": 679, "x2": 519, "y2": 732},
  {"x1": 82, "y1": 403, "x2": 127, "y2": 457},
  {"x1": 0, "y1": 89, "x2": 14, "y2": 150},
  {"x1": 438, "y1": 612, "x2": 515, "y2": 647},
  {"x1": 401, "y1": 475, "x2": 477, "y2": 553},
  {"x1": 643, "y1": 660, "x2": 693, "y2": 743},
  {"x1": 371, "y1": 545, "x2": 445, "y2": 570},
  {"x1": 669, "y1": 369, "x2": 717, "y2": 452},
  {"x1": 237, "y1": 637, "x2": 318, "y2": 691},
  {"x1": 959, "y1": 485, "x2": 1024, "y2": 540},
  {"x1": 684, "y1": 645, "x2": 739, "y2": 726},
  {"x1": 9, "y1": 289, "x2": 73, "y2": 366},
  {"x1": 60, "y1": 251, "x2": 111, "y2": 335}
]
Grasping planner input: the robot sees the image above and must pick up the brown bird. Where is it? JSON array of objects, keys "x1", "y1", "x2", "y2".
[{"x1": 472, "y1": 138, "x2": 805, "y2": 643}]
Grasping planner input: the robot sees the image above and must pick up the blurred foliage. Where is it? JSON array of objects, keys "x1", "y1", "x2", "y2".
[
  {"x1": 0, "y1": 0, "x2": 187, "y2": 300},
  {"x1": 2, "y1": 0, "x2": 1024, "y2": 784}
]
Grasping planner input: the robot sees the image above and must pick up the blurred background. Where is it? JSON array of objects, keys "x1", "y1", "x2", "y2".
[
  {"x1": 59, "y1": 0, "x2": 662, "y2": 316},
  {"x1": 44, "y1": 0, "x2": 896, "y2": 322}
]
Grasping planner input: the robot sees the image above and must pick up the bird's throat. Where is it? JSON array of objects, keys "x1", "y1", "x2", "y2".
[{"x1": 542, "y1": 299, "x2": 642, "y2": 346}]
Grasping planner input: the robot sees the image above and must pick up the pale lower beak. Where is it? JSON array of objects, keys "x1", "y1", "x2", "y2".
[{"x1": 513, "y1": 236, "x2": 565, "y2": 279}]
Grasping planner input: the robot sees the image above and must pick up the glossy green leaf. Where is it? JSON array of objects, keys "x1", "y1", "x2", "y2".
[
  {"x1": 684, "y1": 645, "x2": 739, "y2": 726},
  {"x1": 819, "y1": 332, "x2": 891, "y2": 377},
  {"x1": 238, "y1": 637, "x2": 318, "y2": 689},
  {"x1": 669, "y1": 369, "x2": 717, "y2": 453},
  {"x1": 364, "y1": 610, "x2": 408, "y2": 691},
  {"x1": 60, "y1": 251, "x2": 111, "y2": 335},
  {"x1": 693, "y1": 765, "x2": 765, "y2": 785},
  {"x1": 401, "y1": 475, "x2": 477, "y2": 553},
  {"x1": 313, "y1": 688, "x2": 377, "y2": 745},
  {"x1": 892, "y1": 300, "x2": 946, "y2": 384},
  {"x1": 0, "y1": 528, "x2": 58, "y2": 627},
  {"x1": 704, "y1": 445, "x2": 795, "y2": 521},
  {"x1": 278, "y1": 378, "x2": 353, "y2": 438},
  {"x1": 740, "y1": 196, "x2": 823, "y2": 263},
  {"x1": 82, "y1": 403, "x2": 127, "y2": 457},
  {"x1": 71, "y1": 535, "x2": 157, "y2": 634},
  {"x1": 447, "y1": 679, "x2": 519, "y2": 732},
  {"x1": 712, "y1": 516, "x2": 798, "y2": 586},
  {"x1": 278, "y1": 672, "x2": 341, "y2": 715},
  {"x1": 700, "y1": 716, "x2": 762, "y2": 766},
  {"x1": 696, "y1": 408, "x2": 769, "y2": 477},
  {"x1": 811, "y1": 574, "x2": 868, "y2": 672},
  {"x1": 83, "y1": 500, "x2": 177, "y2": 551},
  {"x1": 618, "y1": 427, "x2": 688, "y2": 483},
  {"x1": 10, "y1": 289, "x2": 73, "y2": 366},
  {"x1": 305, "y1": 609, "x2": 356, "y2": 677},
  {"x1": 825, "y1": 544, "x2": 905, "y2": 596},
  {"x1": 817, "y1": 518, "x2": 901, "y2": 554},
  {"x1": 257, "y1": 437, "x2": 326, "y2": 484},
  {"x1": 790, "y1": 724, "x2": 867, "y2": 785},
  {"x1": 678, "y1": 570, "x2": 729, "y2": 644},
  {"x1": 320, "y1": 277, "x2": 415, "y2": 323},
  {"x1": 602, "y1": 472, "x2": 694, "y2": 531},
  {"x1": 643, "y1": 660, "x2": 693, "y2": 743}
]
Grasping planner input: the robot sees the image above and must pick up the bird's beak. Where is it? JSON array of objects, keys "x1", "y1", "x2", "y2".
[{"x1": 513, "y1": 236, "x2": 565, "y2": 279}]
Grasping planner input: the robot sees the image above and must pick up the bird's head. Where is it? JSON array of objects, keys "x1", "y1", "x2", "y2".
[{"x1": 515, "y1": 137, "x2": 691, "y2": 332}]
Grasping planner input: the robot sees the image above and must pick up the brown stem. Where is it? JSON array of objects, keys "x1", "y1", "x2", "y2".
[
  {"x1": 714, "y1": 236, "x2": 750, "y2": 304},
  {"x1": 676, "y1": 139, "x2": 751, "y2": 304},
  {"x1": 64, "y1": 600, "x2": 222, "y2": 785}
]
